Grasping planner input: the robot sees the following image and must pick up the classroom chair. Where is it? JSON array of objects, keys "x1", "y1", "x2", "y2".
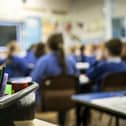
[
  {"x1": 40, "y1": 75, "x2": 78, "y2": 111},
  {"x1": 102, "y1": 72, "x2": 126, "y2": 92},
  {"x1": 101, "y1": 72, "x2": 126, "y2": 126},
  {"x1": 38, "y1": 75, "x2": 78, "y2": 125}
]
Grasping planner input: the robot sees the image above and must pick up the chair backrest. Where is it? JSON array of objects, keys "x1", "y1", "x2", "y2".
[
  {"x1": 40, "y1": 75, "x2": 78, "y2": 112},
  {"x1": 102, "y1": 72, "x2": 126, "y2": 92}
]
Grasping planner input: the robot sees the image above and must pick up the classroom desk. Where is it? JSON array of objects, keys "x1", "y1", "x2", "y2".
[{"x1": 72, "y1": 91, "x2": 126, "y2": 126}]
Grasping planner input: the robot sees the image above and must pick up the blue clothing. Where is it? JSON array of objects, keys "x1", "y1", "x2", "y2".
[
  {"x1": 31, "y1": 53, "x2": 78, "y2": 84},
  {"x1": 5, "y1": 56, "x2": 30, "y2": 78},
  {"x1": 24, "y1": 51, "x2": 37, "y2": 65},
  {"x1": 0, "y1": 59, "x2": 5, "y2": 65},
  {"x1": 72, "y1": 54, "x2": 88, "y2": 62},
  {"x1": 87, "y1": 61, "x2": 126, "y2": 91}
]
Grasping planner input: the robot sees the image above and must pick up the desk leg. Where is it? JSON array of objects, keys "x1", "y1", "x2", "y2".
[
  {"x1": 82, "y1": 107, "x2": 90, "y2": 126},
  {"x1": 76, "y1": 104, "x2": 91, "y2": 126},
  {"x1": 115, "y1": 117, "x2": 119, "y2": 126},
  {"x1": 76, "y1": 104, "x2": 82, "y2": 126}
]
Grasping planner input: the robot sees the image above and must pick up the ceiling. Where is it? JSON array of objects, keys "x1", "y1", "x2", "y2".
[
  {"x1": 24, "y1": 0, "x2": 102, "y2": 12},
  {"x1": 22, "y1": 0, "x2": 126, "y2": 21},
  {"x1": 0, "y1": 0, "x2": 125, "y2": 23},
  {"x1": 21, "y1": 0, "x2": 104, "y2": 21}
]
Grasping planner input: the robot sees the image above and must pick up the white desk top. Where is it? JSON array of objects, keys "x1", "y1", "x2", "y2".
[{"x1": 91, "y1": 96, "x2": 126, "y2": 114}]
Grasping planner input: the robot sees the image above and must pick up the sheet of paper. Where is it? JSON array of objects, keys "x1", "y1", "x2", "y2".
[
  {"x1": 76, "y1": 62, "x2": 90, "y2": 69},
  {"x1": 79, "y1": 75, "x2": 89, "y2": 84}
]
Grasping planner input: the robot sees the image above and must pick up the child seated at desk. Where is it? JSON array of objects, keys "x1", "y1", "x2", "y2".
[
  {"x1": 86, "y1": 38, "x2": 126, "y2": 91},
  {"x1": 24, "y1": 42, "x2": 46, "y2": 70},
  {"x1": 70, "y1": 45, "x2": 96, "y2": 75},
  {"x1": 31, "y1": 33, "x2": 78, "y2": 126},
  {"x1": 3, "y1": 41, "x2": 30, "y2": 78}
]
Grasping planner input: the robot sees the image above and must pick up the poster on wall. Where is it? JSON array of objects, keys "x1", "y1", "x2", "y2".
[
  {"x1": 42, "y1": 19, "x2": 60, "y2": 41},
  {"x1": 22, "y1": 17, "x2": 42, "y2": 50}
]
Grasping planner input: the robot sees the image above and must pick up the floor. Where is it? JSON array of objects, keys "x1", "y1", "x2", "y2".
[
  {"x1": 35, "y1": 109, "x2": 126, "y2": 126},
  {"x1": 14, "y1": 119, "x2": 56, "y2": 126}
]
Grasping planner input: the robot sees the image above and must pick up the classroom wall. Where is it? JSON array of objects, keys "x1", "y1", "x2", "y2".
[
  {"x1": 0, "y1": 0, "x2": 126, "y2": 45},
  {"x1": 115, "y1": 0, "x2": 126, "y2": 17},
  {"x1": 0, "y1": 0, "x2": 126, "y2": 22}
]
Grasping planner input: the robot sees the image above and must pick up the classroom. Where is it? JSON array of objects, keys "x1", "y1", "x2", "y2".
[{"x1": 0, "y1": 0, "x2": 126, "y2": 126}]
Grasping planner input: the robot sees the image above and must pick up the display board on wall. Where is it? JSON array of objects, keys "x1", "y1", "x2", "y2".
[
  {"x1": 22, "y1": 17, "x2": 42, "y2": 50},
  {"x1": 0, "y1": 21, "x2": 21, "y2": 46},
  {"x1": 112, "y1": 17, "x2": 126, "y2": 38}
]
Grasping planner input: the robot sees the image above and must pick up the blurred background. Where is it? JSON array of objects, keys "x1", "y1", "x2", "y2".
[
  {"x1": 0, "y1": 0, "x2": 126, "y2": 51},
  {"x1": 1, "y1": 0, "x2": 126, "y2": 126}
]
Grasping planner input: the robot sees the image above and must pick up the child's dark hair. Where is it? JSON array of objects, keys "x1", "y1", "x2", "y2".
[
  {"x1": 47, "y1": 33, "x2": 67, "y2": 74},
  {"x1": 105, "y1": 38, "x2": 123, "y2": 56},
  {"x1": 34, "y1": 42, "x2": 45, "y2": 58}
]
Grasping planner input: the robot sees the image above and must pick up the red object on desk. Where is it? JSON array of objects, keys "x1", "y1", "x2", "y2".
[
  {"x1": 12, "y1": 83, "x2": 28, "y2": 92},
  {"x1": 9, "y1": 77, "x2": 32, "y2": 92}
]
